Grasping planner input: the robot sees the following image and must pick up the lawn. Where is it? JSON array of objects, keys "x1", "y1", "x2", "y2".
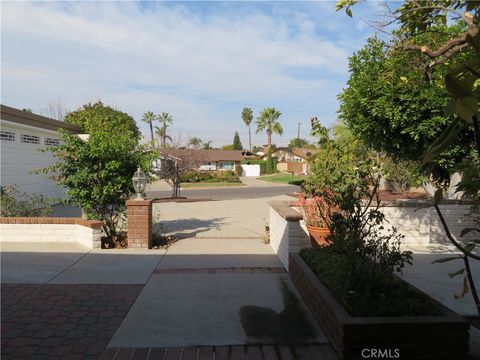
[
  {"x1": 180, "y1": 182, "x2": 244, "y2": 188},
  {"x1": 257, "y1": 173, "x2": 306, "y2": 184}
]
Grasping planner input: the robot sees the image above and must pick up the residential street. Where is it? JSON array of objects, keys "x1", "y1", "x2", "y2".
[{"x1": 147, "y1": 177, "x2": 301, "y2": 201}]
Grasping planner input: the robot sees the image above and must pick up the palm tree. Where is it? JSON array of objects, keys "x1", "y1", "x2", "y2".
[
  {"x1": 155, "y1": 126, "x2": 172, "y2": 148},
  {"x1": 256, "y1": 107, "x2": 283, "y2": 152},
  {"x1": 142, "y1": 111, "x2": 157, "y2": 148},
  {"x1": 242, "y1": 107, "x2": 253, "y2": 151},
  {"x1": 188, "y1": 137, "x2": 203, "y2": 149},
  {"x1": 158, "y1": 112, "x2": 173, "y2": 149}
]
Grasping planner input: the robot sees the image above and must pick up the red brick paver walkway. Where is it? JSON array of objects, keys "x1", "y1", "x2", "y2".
[
  {"x1": 100, "y1": 344, "x2": 339, "y2": 359},
  {"x1": 1, "y1": 284, "x2": 142, "y2": 360}
]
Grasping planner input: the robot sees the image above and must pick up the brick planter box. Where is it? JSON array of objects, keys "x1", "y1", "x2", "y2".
[{"x1": 289, "y1": 253, "x2": 470, "y2": 360}]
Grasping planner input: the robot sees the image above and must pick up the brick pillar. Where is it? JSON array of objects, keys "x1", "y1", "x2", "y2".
[{"x1": 126, "y1": 199, "x2": 153, "y2": 249}]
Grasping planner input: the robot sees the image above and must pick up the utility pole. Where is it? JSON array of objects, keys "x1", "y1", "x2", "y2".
[{"x1": 297, "y1": 122, "x2": 301, "y2": 140}]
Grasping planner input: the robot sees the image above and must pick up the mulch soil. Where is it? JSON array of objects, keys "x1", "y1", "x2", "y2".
[{"x1": 377, "y1": 190, "x2": 429, "y2": 202}]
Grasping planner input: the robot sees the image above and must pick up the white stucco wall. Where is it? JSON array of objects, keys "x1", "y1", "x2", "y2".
[
  {"x1": 269, "y1": 200, "x2": 475, "y2": 271},
  {"x1": 0, "y1": 223, "x2": 101, "y2": 249},
  {"x1": 1, "y1": 120, "x2": 66, "y2": 199},
  {"x1": 241, "y1": 164, "x2": 260, "y2": 177}
]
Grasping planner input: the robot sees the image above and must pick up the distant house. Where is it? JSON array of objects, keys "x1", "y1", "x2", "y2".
[
  {"x1": 0, "y1": 104, "x2": 81, "y2": 199},
  {"x1": 269, "y1": 147, "x2": 319, "y2": 174},
  {"x1": 197, "y1": 150, "x2": 245, "y2": 172},
  {"x1": 159, "y1": 149, "x2": 249, "y2": 173}
]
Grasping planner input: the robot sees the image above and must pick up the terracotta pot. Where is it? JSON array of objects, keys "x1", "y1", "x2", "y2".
[{"x1": 306, "y1": 226, "x2": 332, "y2": 247}]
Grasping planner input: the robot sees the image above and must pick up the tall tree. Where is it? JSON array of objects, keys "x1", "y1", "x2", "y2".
[
  {"x1": 65, "y1": 102, "x2": 140, "y2": 138},
  {"x1": 188, "y1": 137, "x2": 203, "y2": 149},
  {"x1": 155, "y1": 126, "x2": 172, "y2": 148},
  {"x1": 158, "y1": 112, "x2": 173, "y2": 149},
  {"x1": 256, "y1": 107, "x2": 283, "y2": 152},
  {"x1": 242, "y1": 107, "x2": 253, "y2": 151},
  {"x1": 141, "y1": 111, "x2": 157, "y2": 148},
  {"x1": 232, "y1": 131, "x2": 243, "y2": 150},
  {"x1": 288, "y1": 138, "x2": 311, "y2": 148},
  {"x1": 338, "y1": 35, "x2": 473, "y2": 182}
]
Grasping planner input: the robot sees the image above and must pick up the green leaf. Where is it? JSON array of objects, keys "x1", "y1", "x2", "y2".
[
  {"x1": 460, "y1": 228, "x2": 479, "y2": 238},
  {"x1": 422, "y1": 119, "x2": 463, "y2": 165},
  {"x1": 445, "y1": 74, "x2": 472, "y2": 98},
  {"x1": 454, "y1": 276, "x2": 470, "y2": 299},
  {"x1": 449, "y1": 268, "x2": 465, "y2": 279},
  {"x1": 433, "y1": 188, "x2": 443, "y2": 205},
  {"x1": 464, "y1": 243, "x2": 476, "y2": 253},
  {"x1": 452, "y1": 97, "x2": 478, "y2": 123},
  {"x1": 431, "y1": 255, "x2": 462, "y2": 264},
  {"x1": 466, "y1": 32, "x2": 480, "y2": 52}
]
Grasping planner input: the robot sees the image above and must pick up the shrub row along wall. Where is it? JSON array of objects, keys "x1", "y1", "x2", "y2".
[
  {"x1": 269, "y1": 200, "x2": 474, "y2": 271},
  {"x1": 0, "y1": 217, "x2": 103, "y2": 249}
]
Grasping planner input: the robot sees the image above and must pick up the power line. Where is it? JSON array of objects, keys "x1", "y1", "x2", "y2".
[{"x1": 1, "y1": 63, "x2": 336, "y2": 116}]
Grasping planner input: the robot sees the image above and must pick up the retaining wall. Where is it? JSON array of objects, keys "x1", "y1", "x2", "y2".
[
  {"x1": 0, "y1": 217, "x2": 103, "y2": 249},
  {"x1": 269, "y1": 201, "x2": 310, "y2": 269},
  {"x1": 269, "y1": 199, "x2": 475, "y2": 271}
]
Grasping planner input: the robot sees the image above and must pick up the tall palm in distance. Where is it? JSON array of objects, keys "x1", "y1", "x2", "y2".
[
  {"x1": 142, "y1": 111, "x2": 157, "y2": 148},
  {"x1": 155, "y1": 126, "x2": 172, "y2": 149},
  {"x1": 256, "y1": 107, "x2": 283, "y2": 152},
  {"x1": 158, "y1": 112, "x2": 173, "y2": 149},
  {"x1": 241, "y1": 107, "x2": 253, "y2": 151}
]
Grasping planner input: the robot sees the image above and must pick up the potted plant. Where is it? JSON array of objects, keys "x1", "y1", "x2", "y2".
[{"x1": 298, "y1": 190, "x2": 336, "y2": 247}]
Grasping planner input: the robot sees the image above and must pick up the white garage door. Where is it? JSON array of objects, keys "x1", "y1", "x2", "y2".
[{"x1": 1, "y1": 121, "x2": 66, "y2": 200}]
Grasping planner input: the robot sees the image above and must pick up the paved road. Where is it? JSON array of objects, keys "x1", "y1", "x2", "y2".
[{"x1": 148, "y1": 184, "x2": 300, "y2": 201}]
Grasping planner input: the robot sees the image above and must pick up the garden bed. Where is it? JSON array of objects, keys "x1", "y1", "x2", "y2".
[
  {"x1": 289, "y1": 253, "x2": 470, "y2": 360},
  {"x1": 378, "y1": 189, "x2": 428, "y2": 201}
]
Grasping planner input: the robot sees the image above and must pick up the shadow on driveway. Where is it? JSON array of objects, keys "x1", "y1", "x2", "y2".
[{"x1": 154, "y1": 217, "x2": 226, "y2": 239}]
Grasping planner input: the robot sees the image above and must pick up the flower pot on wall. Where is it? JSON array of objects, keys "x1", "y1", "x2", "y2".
[{"x1": 306, "y1": 226, "x2": 331, "y2": 247}]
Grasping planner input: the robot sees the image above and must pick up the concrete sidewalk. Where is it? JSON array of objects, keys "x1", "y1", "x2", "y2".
[{"x1": 1, "y1": 242, "x2": 166, "y2": 284}]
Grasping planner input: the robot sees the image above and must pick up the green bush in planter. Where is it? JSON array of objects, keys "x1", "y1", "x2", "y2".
[
  {"x1": 299, "y1": 177, "x2": 430, "y2": 316},
  {"x1": 0, "y1": 185, "x2": 53, "y2": 217}
]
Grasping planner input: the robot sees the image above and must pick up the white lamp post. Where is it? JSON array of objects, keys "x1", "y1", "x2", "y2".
[{"x1": 132, "y1": 167, "x2": 147, "y2": 200}]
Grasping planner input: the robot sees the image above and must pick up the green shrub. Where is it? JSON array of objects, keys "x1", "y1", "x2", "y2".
[
  {"x1": 180, "y1": 170, "x2": 240, "y2": 183},
  {"x1": 288, "y1": 179, "x2": 305, "y2": 186},
  {"x1": 382, "y1": 157, "x2": 413, "y2": 192},
  {"x1": 0, "y1": 185, "x2": 53, "y2": 217},
  {"x1": 300, "y1": 246, "x2": 439, "y2": 316},
  {"x1": 38, "y1": 103, "x2": 155, "y2": 243}
]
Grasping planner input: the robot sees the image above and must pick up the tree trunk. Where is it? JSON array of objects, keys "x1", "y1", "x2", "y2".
[
  {"x1": 149, "y1": 122, "x2": 155, "y2": 149},
  {"x1": 248, "y1": 126, "x2": 252, "y2": 151},
  {"x1": 267, "y1": 129, "x2": 272, "y2": 152}
]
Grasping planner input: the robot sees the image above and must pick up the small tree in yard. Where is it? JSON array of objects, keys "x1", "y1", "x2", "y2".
[
  {"x1": 40, "y1": 104, "x2": 155, "y2": 246},
  {"x1": 158, "y1": 149, "x2": 207, "y2": 198}
]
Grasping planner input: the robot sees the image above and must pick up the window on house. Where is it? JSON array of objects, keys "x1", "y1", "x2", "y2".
[
  {"x1": 0, "y1": 131, "x2": 15, "y2": 142},
  {"x1": 20, "y1": 134, "x2": 40, "y2": 144},
  {"x1": 44, "y1": 138, "x2": 60, "y2": 146},
  {"x1": 219, "y1": 161, "x2": 234, "y2": 170}
]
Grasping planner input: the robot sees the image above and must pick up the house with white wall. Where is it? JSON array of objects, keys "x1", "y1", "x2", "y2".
[
  {"x1": 0, "y1": 105, "x2": 81, "y2": 199},
  {"x1": 270, "y1": 147, "x2": 319, "y2": 174}
]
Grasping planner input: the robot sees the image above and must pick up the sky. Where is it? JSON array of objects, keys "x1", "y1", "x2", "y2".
[{"x1": 1, "y1": 1, "x2": 387, "y2": 148}]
